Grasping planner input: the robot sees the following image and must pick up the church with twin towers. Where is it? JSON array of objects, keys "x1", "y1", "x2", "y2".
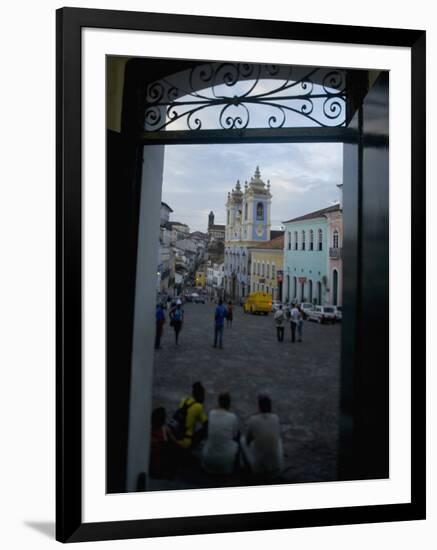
[{"x1": 223, "y1": 166, "x2": 283, "y2": 301}]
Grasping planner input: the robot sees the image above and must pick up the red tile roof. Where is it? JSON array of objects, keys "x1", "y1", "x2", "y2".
[{"x1": 252, "y1": 235, "x2": 284, "y2": 250}]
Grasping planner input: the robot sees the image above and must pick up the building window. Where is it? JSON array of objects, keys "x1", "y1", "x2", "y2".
[
  {"x1": 288, "y1": 231, "x2": 291, "y2": 250},
  {"x1": 317, "y1": 281, "x2": 322, "y2": 304},
  {"x1": 301, "y1": 230, "x2": 306, "y2": 250},
  {"x1": 266, "y1": 263, "x2": 270, "y2": 278},
  {"x1": 256, "y1": 202, "x2": 264, "y2": 220},
  {"x1": 272, "y1": 264, "x2": 276, "y2": 280},
  {"x1": 227, "y1": 210, "x2": 230, "y2": 225},
  {"x1": 318, "y1": 229, "x2": 323, "y2": 251},
  {"x1": 310, "y1": 229, "x2": 314, "y2": 251},
  {"x1": 333, "y1": 229, "x2": 339, "y2": 248},
  {"x1": 294, "y1": 231, "x2": 298, "y2": 250},
  {"x1": 244, "y1": 202, "x2": 248, "y2": 220},
  {"x1": 261, "y1": 263, "x2": 265, "y2": 276},
  {"x1": 293, "y1": 276, "x2": 297, "y2": 299}
]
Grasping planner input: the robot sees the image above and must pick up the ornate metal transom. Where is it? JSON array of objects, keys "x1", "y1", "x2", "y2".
[{"x1": 144, "y1": 63, "x2": 346, "y2": 132}]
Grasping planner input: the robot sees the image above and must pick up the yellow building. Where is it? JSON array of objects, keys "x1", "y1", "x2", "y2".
[
  {"x1": 195, "y1": 271, "x2": 206, "y2": 288},
  {"x1": 249, "y1": 235, "x2": 284, "y2": 300}
]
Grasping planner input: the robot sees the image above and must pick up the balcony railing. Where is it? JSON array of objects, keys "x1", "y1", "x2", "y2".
[{"x1": 329, "y1": 247, "x2": 342, "y2": 259}]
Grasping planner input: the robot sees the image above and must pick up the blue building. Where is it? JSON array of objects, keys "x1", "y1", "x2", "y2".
[{"x1": 283, "y1": 204, "x2": 342, "y2": 305}]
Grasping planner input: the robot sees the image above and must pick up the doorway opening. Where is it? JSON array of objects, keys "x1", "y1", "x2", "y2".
[{"x1": 106, "y1": 56, "x2": 389, "y2": 494}]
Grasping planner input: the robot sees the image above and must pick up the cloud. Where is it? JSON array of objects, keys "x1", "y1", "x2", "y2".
[{"x1": 161, "y1": 142, "x2": 342, "y2": 232}]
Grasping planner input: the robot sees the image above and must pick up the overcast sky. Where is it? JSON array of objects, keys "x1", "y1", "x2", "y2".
[{"x1": 161, "y1": 142, "x2": 343, "y2": 233}]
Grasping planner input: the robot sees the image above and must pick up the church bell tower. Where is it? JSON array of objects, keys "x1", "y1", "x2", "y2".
[
  {"x1": 208, "y1": 210, "x2": 214, "y2": 230},
  {"x1": 243, "y1": 166, "x2": 272, "y2": 241}
]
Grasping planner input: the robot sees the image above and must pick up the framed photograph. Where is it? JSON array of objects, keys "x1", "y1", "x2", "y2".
[{"x1": 56, "y1": 7, "x2": 426, "y2": 543}]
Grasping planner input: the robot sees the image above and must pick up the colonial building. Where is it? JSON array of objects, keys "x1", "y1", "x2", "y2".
[
  {"x1": 157, "y1": 209, "x2": 208, "y2": 296},
  {"x1": 224, "y1": 166, "x2": 272, "y2": 301},
  {"x1": 249, "y1": 234, "x2": 284, "y2": 300},
  {"x1": 207, "y1": 211, "x2": 225, "y2": 242},
  {"x1": 282, "y1": 203, "x2": 343, "y2": 306},
  {"x1": 206, "y1": 262, "x2": 225, "y2": 299},
  {"x1": 157, "y1": 202, "x2": 175, "y2": 295},
  {"x1": 327, "y1": 187, "x2": 343, "y2": 306},
  {"x1": 206, "y1": 211, "x2": 225, "y2": 265},
  {"x1": 195, "y1": 270, "x2": 206, "y2": 288},
  {"x1": 169, "y1": 221, "x2": 190, "y2": 242}
]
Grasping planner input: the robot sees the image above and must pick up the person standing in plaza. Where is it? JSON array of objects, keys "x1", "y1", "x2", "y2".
[
  {"x1": 213, "y1": 298, "x2": 228, "y2": 349},
  {"x1": 226, "y1": 300, "x2": 233, "y2": 328},
  {"x1": 155, "y1": 303, "x2": 166, "y2": 350},
  {"x1": 296, "y1": 304, "x2": 305, "y2": 342},
  {"x1": 289, "y1": 302, "x2": 301, "y2": 343},
  {"x1": 274, "y1": 304, "x2": 285, "y2": 342},
  {"x1": 170, "y1": 301, "x2": 184, "y2": 346}
]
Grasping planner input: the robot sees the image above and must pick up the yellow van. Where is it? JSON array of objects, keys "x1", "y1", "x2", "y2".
[{"x1": 243, "y1": 292, "x2": 272, "y2": 315}]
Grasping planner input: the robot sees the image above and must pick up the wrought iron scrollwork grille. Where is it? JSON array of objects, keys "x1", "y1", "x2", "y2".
[{"x1": 144, "y1": 63, "x2": 347, "y2": 133}]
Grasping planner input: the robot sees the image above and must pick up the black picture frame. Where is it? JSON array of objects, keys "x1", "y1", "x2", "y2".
[{"x1": 56, "y1": 7, "x2": 426, "y2": 543}]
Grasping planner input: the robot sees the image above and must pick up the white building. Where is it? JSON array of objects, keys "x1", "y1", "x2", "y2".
[
  {"x1": 169, "y1": 221, "x2": 190, "y2": 242},
  {"x1": 157, "y1": 202, "x2": 175, "y2": 294},
  {"x1": 224, "y1": 166, "x2": 273, "y2": 301},
  {"x1": 206, "y1": 262, "x2": 225, "y2": 299}
]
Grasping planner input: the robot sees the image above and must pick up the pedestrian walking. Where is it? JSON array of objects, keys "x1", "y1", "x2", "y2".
[
  {"x1": 296, "y1": 304, "x2": 305, "y2": 342},
  {"x1": 213, "y1": 299, "x2": 228, "y2": 349},
  {"x1": 283, "y1": 301, "x2": 291, "y2": 321},
  {"x1": 274, "y1": 304, "x2": 285, "y2": 342},
  {"x1": 155, "y1": 303, "x2": 166, "y2": 349},
  {"x1": 170, "y1": 302, "x2": 184, "y2": 346},
  {"x1": 226, "y1": 300, "x2": 233, "y2": 327},
  {"x1": 289, "y1": 302, "x2": 302, "y2": 342}
]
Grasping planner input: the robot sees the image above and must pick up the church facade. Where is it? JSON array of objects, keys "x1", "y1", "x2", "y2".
[{"x1": 224, "y1": 167, "x2": 272, "y2": 301}]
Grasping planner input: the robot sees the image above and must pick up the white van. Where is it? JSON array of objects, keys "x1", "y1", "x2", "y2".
[{"x1": 307, "y1": 305, "x2": 337, "y2": 324}]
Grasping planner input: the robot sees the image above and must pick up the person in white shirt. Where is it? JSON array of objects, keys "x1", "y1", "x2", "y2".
[
  {"x1": 241, "y1": 394, "x2": 284, "y2": 478},
  {"x1": 290, "y1": 302, "x2": 302, "y2": 342},
  {"x1": 274, "y1": 305, "x2": 286, "y2": 342},
  {"x1": 202, "y1": 393, "x2": 239, "y2": 474}
]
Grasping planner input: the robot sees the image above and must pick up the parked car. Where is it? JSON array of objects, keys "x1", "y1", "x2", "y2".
[
  {"x1": 190, "y1": 292, "x2": 205, "y2": 304},
  {"x1": 307, "y1": 305, "x2": 337, "y2": 324},
  {"x1": 271, "y1": 300, "x2": 282, "y2": 312},
  {"x1": 299, "y1": 302, "x2": 315, "y2": 317},
  {"x1": 333, "y1": 306, "x2": 342, "y2": 321}
]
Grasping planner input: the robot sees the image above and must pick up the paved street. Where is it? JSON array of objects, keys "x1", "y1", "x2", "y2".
[{"x1": 151, "y1": 301, "x2": 341, "y2": 489}]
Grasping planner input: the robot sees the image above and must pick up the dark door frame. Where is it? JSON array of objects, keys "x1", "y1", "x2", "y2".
[{"x1": 106, "y1": 58, "x2": 388, "y2": 493}]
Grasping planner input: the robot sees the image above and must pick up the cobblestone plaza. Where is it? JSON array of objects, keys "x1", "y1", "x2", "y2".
[{"x1": 152, "y1": 301, "x2": 341, "y2": 489}]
